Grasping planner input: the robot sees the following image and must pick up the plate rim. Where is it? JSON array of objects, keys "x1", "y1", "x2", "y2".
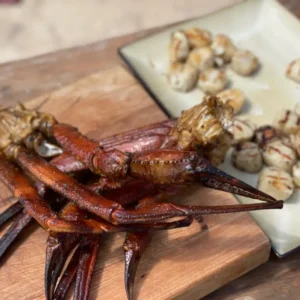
[{"x1": 119, "y1": 47, "x2": 172, "y2": 118}]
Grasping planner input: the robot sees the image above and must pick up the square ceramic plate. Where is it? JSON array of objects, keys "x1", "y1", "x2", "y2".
[{"x1": 119, "y1": 0, "x2": 300, "y2": 257}]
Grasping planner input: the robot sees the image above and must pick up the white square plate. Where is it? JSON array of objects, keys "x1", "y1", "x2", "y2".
[{"x1": 119, "y1": 0, "x2": 300, "y2": 256}]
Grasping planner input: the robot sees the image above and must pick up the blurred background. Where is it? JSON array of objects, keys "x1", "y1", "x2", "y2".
[{"x1": 0, "y1": 0, "x2": 298, "y2": 64}]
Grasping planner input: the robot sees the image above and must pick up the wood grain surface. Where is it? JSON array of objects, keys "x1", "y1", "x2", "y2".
[
  {"x1": 0, "y1": 66, "x2": 270, "y2": 300},
  {"x1": 0, "y1": 1, "x2": 299, "y2": 299}
]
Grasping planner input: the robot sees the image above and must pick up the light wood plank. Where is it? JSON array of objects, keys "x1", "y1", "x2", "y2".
[{"x1": 0, "y1": 66, "x2": 270, "y2": 299}]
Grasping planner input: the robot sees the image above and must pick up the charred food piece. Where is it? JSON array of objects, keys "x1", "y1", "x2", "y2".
[
  {"x1": 258, "y1": 167, "x2": 294, "y2": 201},
  {"x1": 231, "y1": 49, "x2": 259, "y2": 76},
  {"x1": 232, "y1": 142, "x2": 263, "y2": 173},
  {"x1": 167, "y1": 62, "x2": 199, "y2": 92},
  {"x1": 253, "y1": 126, "x2": 283, "y2": 148},
  {"x1": 169, "y1": 31, "x2": 190, "y2": 63},
  {"x1": 229, "y1": 119, "x2": 256, "y2": 143},
  {"x1": 187, "y1": 47, "x2": 214, "y2": 72},
  {"x1": 273, "y1": 109, "x2": 300, "y2": 135},
  {"x1": 262, "y1": 139, "x2": 297, "y2": 173},
  {"x1": 198, "y1": 68, "x2": 228, "y2": 94},
  {"x1": 184, "y1": 27, "x2": 212, "y2": 49},
  {"x1": 217, "y1": 89, "x2": 245, "y2": 115},
  {"x1": 211, "y1": 34, "x2": 236, "y2": 63}
]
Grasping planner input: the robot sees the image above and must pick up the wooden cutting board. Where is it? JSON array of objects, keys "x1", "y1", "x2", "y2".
[{"x1": 0, "y1": 66, "x2": 270, "y2": 300}]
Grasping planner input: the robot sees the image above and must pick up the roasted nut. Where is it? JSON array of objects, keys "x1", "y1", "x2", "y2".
[
  {"x1": 211, "y1": 34, "x2": 236, "y2": 63},
  {"x1": 216, "y1": 89, "x2": 245, "y2": 115},
  {"x1": 286, "y1": 59, "x2": 300, "y2": 83},
  {"x1": 198, "y1": 68, "x2": 228, "y2": 94},
  {"x1": 169, "y1": 31, "x2": 190, "y2": 63},
  {"x1": 258, "y1": 167, "x2": 294, "y2": 201},
  {"x1": 292, "y1": 162, "x2": 300, "y2": 187},
  {"x1": 187, "y1": 47, "x2": 214, "y2": 72},
  {"x1": 167, "y1": 62, "x2": 199, "y2": 92},
  {"x1": 184, "y1": 28, "x2": 212, "y2": 48},
  {"x1": 231, "y1": 142, "x2": 263, "y2": 173},
  {"x1": 273, "y1": 109, "x2": 300, "y2": 135},
  {"x1": 253, "y1": 125, "x2": 283, "y2": 148},
  {"x1": 231, "y1": 49, "x2": 259, "y2": 76},
  {"x1": 228, "y1": 119, "x2": 256, "y2": 143},
  {"x1": 262, "y1": 139, "x2": 297, "y2": 173}
]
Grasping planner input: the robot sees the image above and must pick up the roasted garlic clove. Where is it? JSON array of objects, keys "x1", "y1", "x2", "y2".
[
  {"x1": 184, "y1": 28, "x2": 212, "y2": 48},
  {"x1": 187, "y1": 47, "x2": 214, "y2": 72},
  {"x1": 253, "y1": 125, "x2": 283, "y2": 148},
  {"x1": 211, "y1": 34, "x2": 236, "y2": 63},
  {"x1": 169, "y1": 31, "x2": 190, "y2": 63},
  {"x1": 286, "y1": 59, "x2": 300, "y2": 84},
  {"x1": 216, "y1": 89, "x2": 245, "y2": 115},
  {"x1": 228, "y1": 118, "x2": 256, "y2": 143},
  {"x1": 262, "y1": 139, "x2": 297, "y2": 173},
  {"x1": 167, "y1": 62, "x2": 199, "y2": 92},
  {"x1": 273, "y1": 109, "x2": 300, "y2": 135},
  {"x1": 232, "y1": 142, "x2": 263, "y2": 173},
  {"x1": 231, "y1": 49, "x2": 259, "y2": 76},
  {"x1": 198, "y1": 68, "x2": 228, "y2": 94},
  {"x1": 292, "y1": 161, "x2": 300, "y2": 187},
  {"x1": 258, "y1": 167, "x2": 294, "y2": 201}
]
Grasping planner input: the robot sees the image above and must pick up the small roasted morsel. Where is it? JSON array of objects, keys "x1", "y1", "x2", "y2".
[
  {"x1": 232, "y1": 142, "x2": 263, "y2": 173},
  {"x1": 198, "y1": 68, "x2": 228, "y2": 94},
  {"x1": 228, "y1": 118, "x2": 256, "y2": 143},
  {"x1": 187, "y1": 47, "x2": 214, "y2": 72},
  {"x1": 292, "y1": 162, "x2": 300, "y2": 187},
  {"x1": 167, "y1": 62, "x2": 199, "y2": 92},
  {"x1": 273, "y1": 109, "x2": 300, "y2": 135},
  {"x1": 262, "y1": 139, "x2": 297, "y2": 173},
  {"x1": 253, "y1": 125, "x2": 283, "y2": 148},
  {"x1": 211, "y1": 34, "x2": 236, "y2": 63},
  {"x1": 216, "y1": 88, "x2": 245, "y2": 115},
  {"x1": 231, "y1": 49, "x2": 259, "y2": 76},
  {"x1": 169, "y1": 31, "x2": 190, "y2": 63},
  {"x1": 258, "y1": 167, "x2": 294, "y2": 201},
  {"x1": 286, "y1": 59, "x2": 300, "y2": 83},
  {"x1": 184, "y1": 27, "x2": 212, "y2": 48}
]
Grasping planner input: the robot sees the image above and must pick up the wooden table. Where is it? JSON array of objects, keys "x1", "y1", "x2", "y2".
[{"x1": 0, "y1": 1, "x2": 299, "y2": 299}]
